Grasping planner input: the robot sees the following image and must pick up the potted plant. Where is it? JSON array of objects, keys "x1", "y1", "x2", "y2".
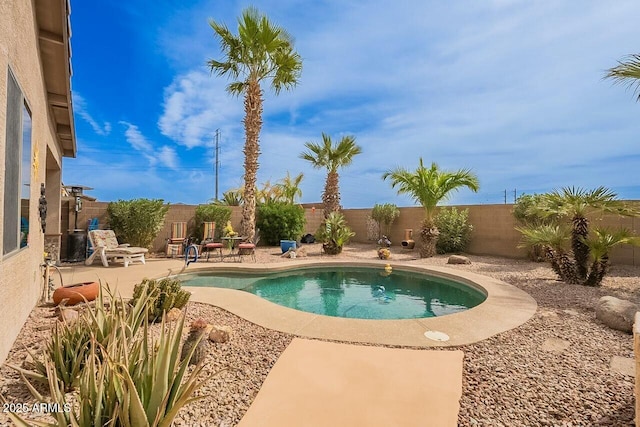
[{"x1": 315, "y1": 212, "x2": 355, "y2": 255}]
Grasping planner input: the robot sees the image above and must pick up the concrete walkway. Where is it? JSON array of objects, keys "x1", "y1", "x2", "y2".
[{"x1": 239, "y1": 338, "x2": 464, "y2": 427}]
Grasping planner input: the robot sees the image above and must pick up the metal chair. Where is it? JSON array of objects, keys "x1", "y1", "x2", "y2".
[{"x1": 202, "y1": 221, "x2": 223, "y2": 261}]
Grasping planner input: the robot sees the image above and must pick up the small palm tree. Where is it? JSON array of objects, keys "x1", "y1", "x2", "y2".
[
  {"x1": 216, "y1": 188, "x2": 243, "y2": 206},
  {"x1": 208, "y1": 7, "x2": 302, "y2": 242},
  {"x1": 605, "y1": 54, "x2": 640, "y2": 102},
  {"x1": 299, "y1": 133, "x2": 362, "y2": 218},
  {"x1": 382, "y1": 158, "x2": 480, "y2": 258},
  {"x1": 275, "y1": 172, "x2": 304, "y2": 204},
  {"x1": 517, "y1": 187, "x2": 639, "y2": 286}
]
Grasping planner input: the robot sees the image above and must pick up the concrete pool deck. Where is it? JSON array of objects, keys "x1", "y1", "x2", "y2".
[{"x1": 60, "y1": 257, "x2": 537, "y2": 347}]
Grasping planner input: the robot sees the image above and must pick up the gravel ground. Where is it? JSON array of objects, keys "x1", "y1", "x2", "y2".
[{"x1": 0, "y1": 243, "x2": 638, "y2": 426}]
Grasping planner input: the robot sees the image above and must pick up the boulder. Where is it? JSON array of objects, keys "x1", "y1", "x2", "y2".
[
  {"x1": 208, "y1": 325, "x2": 232, "y2": 343},
  {"x1": 57, "y1": 308, "x2": 78, "y2": 324},
  {"x1": 447, "y1": 255, "x2": 471, "y2": 265},
  {"x1": 596, "y1": 296, "x2": 638, "y2": 333}
]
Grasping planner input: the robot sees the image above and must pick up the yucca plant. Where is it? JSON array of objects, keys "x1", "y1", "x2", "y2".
[
  {"x1": 132, "y1": 278, "x2": 191, "y2": 322},
  {"x1": 315, "y1": 212, "x2": 355, "y2": 255}
]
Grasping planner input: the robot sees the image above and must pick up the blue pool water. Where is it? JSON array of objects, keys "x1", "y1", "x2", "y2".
[{"x1": 180, "y1": 267, "x2": 486, "y2": 320}]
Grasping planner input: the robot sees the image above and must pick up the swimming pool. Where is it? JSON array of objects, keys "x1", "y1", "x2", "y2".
[{"x1": 180, "y1": 266, "x2": 486, "y2": 320}]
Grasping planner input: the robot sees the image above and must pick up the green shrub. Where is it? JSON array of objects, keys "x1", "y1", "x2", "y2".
[
  {"x1": 371, "y1": 203, "x2": 399, "y2": 238},
  {"x1": 194, "y1": 204, "x2": 232, "y2": 240},
  {"x1": 316, "y1": 212, "x2": 355, "y2": 255},
  {"x1": 131, "y1": 278, "x2": 191, "y2": 322},
  {"x1": 107, "y1": 198, "x2": 169, "y2": 248},
  {"x1": 513, "y1": 194, "x2": 553, "y2": 261},
  {"x1": 435, "y1": 207, "x2": 473, "y2": 254},
  {"x1": 256, "y1": 202, "x2": 306, "y2": 245}
]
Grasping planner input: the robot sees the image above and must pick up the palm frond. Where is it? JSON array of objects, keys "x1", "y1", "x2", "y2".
[
  {"x1": 605, "y1": 53, "x2": 640, "y2": 102},
  {"x1": 516, "y1": 224, "x2": 571, "y2": 250}
]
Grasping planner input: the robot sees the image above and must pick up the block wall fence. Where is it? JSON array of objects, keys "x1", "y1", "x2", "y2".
[{"x1": 62, "y1": 200, "x2": 639, "y2": 266}]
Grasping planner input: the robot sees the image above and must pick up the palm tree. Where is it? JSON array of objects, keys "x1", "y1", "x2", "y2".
[
  {"x1": 275, "y1": 172, "x2": 304, "y2": 204},
  {"x1": 517, "y1": 187, "x2": 639, "y2": 286},
  {"x1": 299, "y1": 133, "x2": 362, "y2": 217},
  {"x1": 216, "y1": 188, "x2": 243, "y2": 206},
  {"x1": 382, "y1": 158, "x2": 479, "y2": 258},
  {"x1": 208, "y1": 7, "x2": 302, "y2": 242},
  {"x1": 605, "y1": 54, "x2": 640, "y2": 102}
]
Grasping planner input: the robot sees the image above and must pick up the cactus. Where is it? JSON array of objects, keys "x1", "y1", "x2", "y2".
[
  {"x1": 132, "y1": 278, "x2": 191, "y2": 322},
  {"x1": 180, "y1": 319, "x2": 208, "y2": 365}
]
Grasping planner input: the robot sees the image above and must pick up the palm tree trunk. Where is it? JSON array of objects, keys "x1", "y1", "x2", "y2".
[
  {"x1": 323, "y1": 171, "x2": 340, "y2": 218},
  {"x1": 241, "y1": 80, "x2": 263, "y2": 242},
  {"x1": 571, "y1": 216, "x2": 590, "y2": 281},
  {"x1": 419, "y1": 220, "x2": 439, "y2": 258}
]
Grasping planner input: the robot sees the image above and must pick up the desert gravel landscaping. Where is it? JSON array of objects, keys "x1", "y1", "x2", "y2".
[{"x1": 0, "y1": 243, "x2": 637, "y2": 426}]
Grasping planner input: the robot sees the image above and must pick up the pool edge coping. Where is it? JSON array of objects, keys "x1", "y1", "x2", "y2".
[{"x1": 179, "y1": 259, "x2": 538, "y2": 347}]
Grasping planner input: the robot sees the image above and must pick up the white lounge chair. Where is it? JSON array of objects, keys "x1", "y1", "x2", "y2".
[{"x1": 85, "y1": 229, "x2": 148, "y2": 267}]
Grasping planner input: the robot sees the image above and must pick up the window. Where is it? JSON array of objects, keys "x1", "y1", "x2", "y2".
[{"x1": 3, "y1": 69, "x2": 32, "y2": 255}]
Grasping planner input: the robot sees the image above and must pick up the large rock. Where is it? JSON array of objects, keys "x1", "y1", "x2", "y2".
[
  {"x1": 447, "y1": 255, "x2": 471, "y2": 265},
  {"x1": 596, "y1": 296, "x2": 638, "y2": 333}
]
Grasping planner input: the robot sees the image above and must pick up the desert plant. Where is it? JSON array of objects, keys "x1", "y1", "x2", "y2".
[
  {"x1": 217, "y1": 188, "x2": 244, "y2": 206},
  {"x1": 275, "y1": 172, "x2": 304, "y2": 204},
  {"x1": 300, "y1": 133, "x2": 362, "y2": 218},
  {"x1": 513, "y1": 194, "x2": 553, "y2": 261},
  {"x1": 209, "y1": 7, "x2": 303, "y2": 243},
  {"x1": 383, "y1": 158, "x2": 479, "y2": 258},
  {"x1": 315, "y1": 212, "x2": 355, "y2": 255},
  {"x1": 256, "y1": 202, "x2": 306, "y2": 245},
  {"x1": 371, "y1": 203, "x2": 400, "y2": 239},
  {"x1": 435, "y1": 207, "x2": 473, "y2": 254},
  {"x1": 517, "y1": 187, "x2": 640, "y2": 286},
  {"x1": 194, "y1": 204, "x2": 232, "y2": 240},
  {"x1": 131, "y1": 278, "x2": 191, "y2": 323},
  {"x1": 8, "y1": 309, "x2": 206, "y2": 426},
  {"x1": 180, "y1": 319, "x2": 209, "y2": 366},
  {"x1": 107, "y1": 198, "x2": 169, "y2": 249}
]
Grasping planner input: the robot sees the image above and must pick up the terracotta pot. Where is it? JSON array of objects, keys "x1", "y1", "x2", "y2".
[{"x1": 53, "y1": 281, "x2": 100, "y2": 306}]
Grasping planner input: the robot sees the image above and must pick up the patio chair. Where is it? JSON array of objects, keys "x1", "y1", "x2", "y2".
[
  {"x1": 201, "y1": 221, "x2": 223, "y2": 262},
  {"x1": 85, "y1": 229, "x2": 148, "y2": 267},
  {"x1": 166, "y1": 221, "x2": 187, "y2": 257},
  {"x1": 238, "y1": 229, "x2": 260, "y2": 262}
]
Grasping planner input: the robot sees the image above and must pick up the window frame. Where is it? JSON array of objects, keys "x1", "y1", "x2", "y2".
[{"x1": 3, "y1": 67, "x2": 33, "y2": 258}]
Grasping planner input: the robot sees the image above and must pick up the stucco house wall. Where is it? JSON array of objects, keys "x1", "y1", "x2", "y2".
[{"x1": 0, "y1": 0, "x2": 75, "y2": 363}]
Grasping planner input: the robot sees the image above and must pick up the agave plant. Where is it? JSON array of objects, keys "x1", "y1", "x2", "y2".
[
  {"x1": 517, "y1": 187, "x2": 640, "y2": 286},
  {"x1": 315, "y1": 212, "x2": 355, "y2": 255},
  {"x1": 6, "y1": 285, "x2": 207, "y2": 426}
]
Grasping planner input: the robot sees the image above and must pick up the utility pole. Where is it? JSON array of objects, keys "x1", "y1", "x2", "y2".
[
  {"x1": 504, "y1": 189, "x2": 507, "y2": 204},
  {"x1": 215, "y1": 129, "x2": 220, "y2": 201},
  {"x1": 513, "y1": 188, "x2": 517, "y2": 203}
]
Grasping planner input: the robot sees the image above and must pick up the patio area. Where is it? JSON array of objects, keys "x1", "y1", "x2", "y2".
[{"x1": 0, "y1": 243, "x2": 637, "y2": 425}]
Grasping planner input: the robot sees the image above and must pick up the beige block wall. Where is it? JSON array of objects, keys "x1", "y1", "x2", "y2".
[
  {"x1": 68, "y1": 202, "x2": 639, "y2": 266},
  {"x1": 0, "y1": 1, "x2": 65, "y2": 363}
]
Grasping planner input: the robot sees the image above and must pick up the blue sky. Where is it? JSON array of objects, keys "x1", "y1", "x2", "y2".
[{"x1": 65, "y1": 0, "x2": 640, "y2": 207}]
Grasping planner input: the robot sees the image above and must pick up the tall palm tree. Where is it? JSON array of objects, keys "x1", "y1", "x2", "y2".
[
  {"x1": 382, "y1": 158, "x2": 479, "y2": 258},
  {"x1": 275, "y1": 172, "x2": 304, "y2": 204},
  {"x1": 517, "y1": 186, "x2": 639, "y2": 286},
  {"x1": 208, "y1": 7, "x2": 302, "y2": 242},
  {"x1": 299, "y1": 133, "x2": 362, "y2": 217},
  {"x1": 606, "y1": 54, "x2": 640, "y2": 102}
]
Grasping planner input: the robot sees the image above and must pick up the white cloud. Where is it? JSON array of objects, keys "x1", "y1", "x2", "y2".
[
  {"x1": 72, "y1": 92, "x2": 111, "y2": 136},
  {"x1": 120, "y1": 121, "x2": 179, "y2": 170}
]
